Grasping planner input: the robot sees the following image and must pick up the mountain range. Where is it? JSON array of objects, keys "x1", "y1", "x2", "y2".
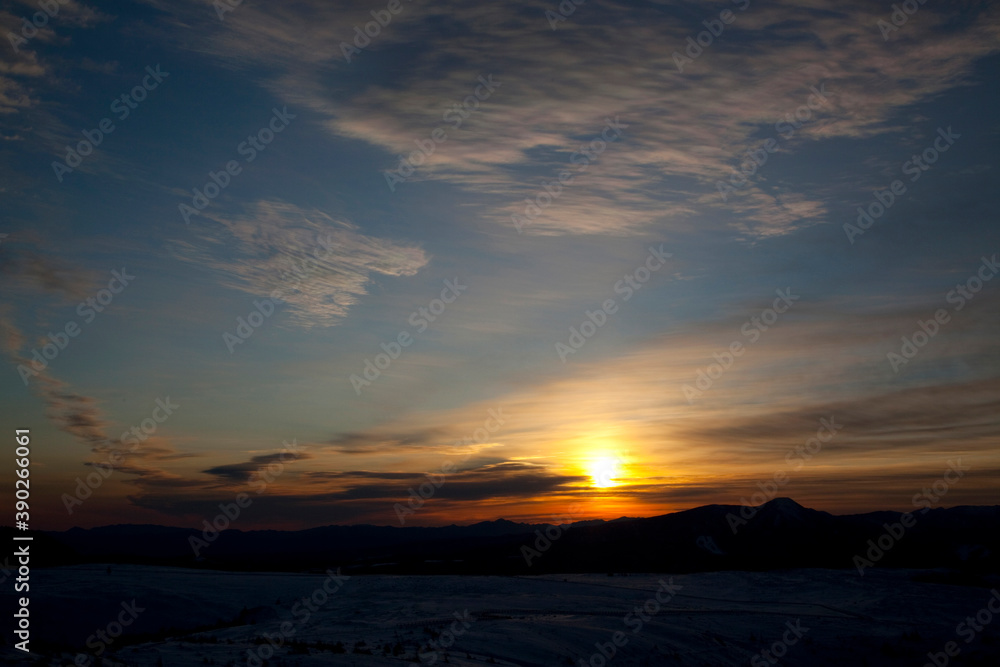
[{"x1": 14, "y1": 498, "x2": 999, "y2": 576}]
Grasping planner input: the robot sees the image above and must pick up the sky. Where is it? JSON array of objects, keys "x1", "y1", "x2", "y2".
[{"x1": 1, "y1": 0, "x2": 998, "y2": 531}]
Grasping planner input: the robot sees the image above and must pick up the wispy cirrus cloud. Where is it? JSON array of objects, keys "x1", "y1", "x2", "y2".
[
  {"x1": 173, "y1": 200, "x2": 429, "y2": 328},
  {"x1": 139, "y1": 0, "x2": 1000, "y2": 239}
]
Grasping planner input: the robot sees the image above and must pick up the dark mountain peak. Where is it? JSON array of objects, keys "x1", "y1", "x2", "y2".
[
  {"x1": 761, "y1": 497, "x2": 806, "y2": 511},
  {"x1": 751, "y1": 497, "x2": 819, "y2": 528}
]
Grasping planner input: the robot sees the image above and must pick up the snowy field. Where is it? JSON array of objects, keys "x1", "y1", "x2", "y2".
[{"x1": 4, "y1": 565, "x2": 1000, "y2": 666}]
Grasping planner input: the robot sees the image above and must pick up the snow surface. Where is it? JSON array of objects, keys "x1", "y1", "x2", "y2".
[{"x1": 3, "y1": 565, "x2": 999, "y2": 666}]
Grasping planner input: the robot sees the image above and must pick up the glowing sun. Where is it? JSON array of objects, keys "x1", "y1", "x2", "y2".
[{"x1": 588, "y1": 455, "x2": 624, "y2": 488}]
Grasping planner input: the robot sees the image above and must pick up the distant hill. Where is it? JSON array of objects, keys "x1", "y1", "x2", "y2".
[{"x1": 13, "y1": 498, "x2": 1000, "y2": 575}]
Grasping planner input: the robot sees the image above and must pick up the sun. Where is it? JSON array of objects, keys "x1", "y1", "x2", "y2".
[{"x1": 588, "y1": 455, "x2": 624, "y2": 488}]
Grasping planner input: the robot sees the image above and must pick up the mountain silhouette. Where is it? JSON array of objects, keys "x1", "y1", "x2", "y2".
[{"x1": 25, "y1": 499, "x2": 999, "y2": 576}]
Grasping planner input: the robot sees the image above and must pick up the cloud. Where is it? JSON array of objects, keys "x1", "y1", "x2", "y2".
[
  {"x1": 203, "y1": 450, "x2": 313, "y2": 483},
  {"x1": 142, "y1": 0, "x2": 1000, "y2": 239},
  {"x1": 119, "y1": 272, "x2": 1000, "y2": 524},
  {"x1": 302, "y1": 470, "x2": 421, "y2": 481},
  {"x1": 0, "y1": 246, "x2": 200, "y2": 492},
  {"x1": 0, "y1": 244, "x2": 120, "y2": 453},
  {"x1": 31, "y1": 373, "x2": 205, "y2": 492},
  {"x1": 125, "y1": 456, "x2": 587, "y2": 524},
  {"x1": 174, "y1": 200, "x2": 429, "y2": 328},
  {"x1": 0, "y1": 1, "x2": 111, "y2": 118},
  {"x1": 35, "y1": 373, "x2": 110, "y2": 449},
  {"x1": 0, "y1": 246, "x2": 95, "y2": 303},
  {"x1": 86, "y1": 437, "x2": 204, "y2": 489},
  {"x1": 678, "y1": 376, "x2": 1000, "y2": 455},
  {"x1": 0, "y1": 303, "x2": 24, "y2": 352},
  {"x1": 0, "y1": 66, "x2": 35, "y2": 115},
  {"x1": 325, "y1": 427, "x2": 453, "y2": 455}
]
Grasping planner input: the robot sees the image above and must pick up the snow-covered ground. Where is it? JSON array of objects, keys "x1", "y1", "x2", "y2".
[{"x1": 4, "y1": 565, "x2": 1000, "y2": 666}]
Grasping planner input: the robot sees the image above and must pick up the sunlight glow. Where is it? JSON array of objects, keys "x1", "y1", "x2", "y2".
[{"x1": 588, "y1": 455, "x2": 624, "y2": 488}]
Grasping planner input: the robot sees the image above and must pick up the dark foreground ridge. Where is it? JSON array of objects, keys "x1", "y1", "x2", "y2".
[{"x1": 12, "y1": 498, "x2": 1000, "y2": 575}]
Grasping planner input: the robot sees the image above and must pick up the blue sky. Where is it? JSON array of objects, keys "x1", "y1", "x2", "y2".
[{"x1": 1, "y1": 0, "x2": 998, "y2": 529}]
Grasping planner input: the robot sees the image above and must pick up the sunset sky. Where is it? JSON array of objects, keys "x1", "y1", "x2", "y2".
[{"x1": 1, "y1": 0, "x2": 998, "y2": 530}]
